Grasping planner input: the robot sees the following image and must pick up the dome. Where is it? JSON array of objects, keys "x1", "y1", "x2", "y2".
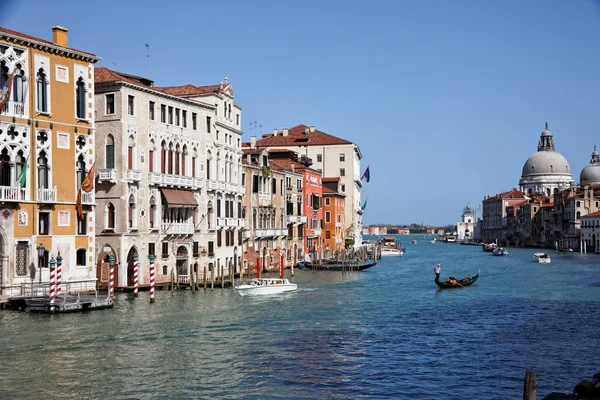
[
  {"x1": 521, "y1": 151, "x2": 571, "y2": 177},
  {"x1": 580, "y1": 145, "x2": 600, "y2": 185}
]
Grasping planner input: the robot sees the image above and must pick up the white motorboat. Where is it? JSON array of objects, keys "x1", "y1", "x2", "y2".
[
  {"x1": 534, "y1": 253, "x2": 551, "y2": 263},
  {"x1": 380, "y1": 247, "x2": 404, "y2": 256},
  {"x1": 235, "y1": 278, "x2": 297, "y2": 296}
]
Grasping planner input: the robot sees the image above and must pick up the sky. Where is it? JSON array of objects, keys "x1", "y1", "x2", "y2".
[{"x1": 2, "y1": 0, "x2": 600, "y2": 226}]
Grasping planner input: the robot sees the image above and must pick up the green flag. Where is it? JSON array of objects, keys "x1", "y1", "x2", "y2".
[
  {"x1": 18, "y1": 157, "x2": 27, "y2": 187},
  {"x1": 361, "y1": 198, "x2": 368, "y2": 210}
]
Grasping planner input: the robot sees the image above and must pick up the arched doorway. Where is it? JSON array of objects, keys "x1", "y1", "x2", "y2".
[
  {"x1": 97, "y1": 244, "x2": 118, "y2": 288},
  {"x1": 126, "y1": 247, "x2": 138, "y2": 287},
  {"x1": 176, "y1": 245, "x2": 188, "y2": 280}
]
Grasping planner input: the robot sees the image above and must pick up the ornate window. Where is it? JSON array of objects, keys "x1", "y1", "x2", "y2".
[
  {"x1": 0, "y1": 148, "x2": 11, "y2": 186},
  {"x1": 105, "y1": 134, "x2": 115, "y2": 169},
  {"x1": 12, "y1": 64, "x2": 24, "y2": 103},
  {"x1": 105, "y1": 202, "x2": 115, "y2": 230},
  {"x1": 128, "y1": 194, "x2": 137, "y2": 229},
  {"x1": 149, "y1": 196, "x2": 157, "y2": 229},
  {"x1": 75, "y1": 77, "x2": 86, "y2": 118},
  {"x1": 37, "y1": 150, "x2": 49, "y2": 189},
  {"x1": 37, "y1": 68, "x2": 48, "y2": 112},
  {"x1": 76, "y1": 154, "x2": 86, "y2": 188}
]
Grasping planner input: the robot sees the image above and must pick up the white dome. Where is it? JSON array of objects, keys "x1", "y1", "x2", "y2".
[
  {"x1": 521, "y1": 151, "x2": 571, "y2": 178},
  {"x1": 580, "y1": 145, "x2": 600, "y2": 186}
]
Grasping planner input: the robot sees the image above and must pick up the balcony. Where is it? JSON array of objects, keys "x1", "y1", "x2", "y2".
[
  {"x1": 162, "y1": 223, "x2": 194, "y2": 235},
  {"x1": 238, "y1": 219, "x2": 245, "y2": 228},
  {"x1": 208, "y1": 180, "x2": 218, "y2": 190},
  {"x1": 81, "y1": 191, "x2": 94, "y2": 204},
  {"x1": 99, "y1": 169, "x2": 117, "y2": 182},
  {"x1": 259, "y1": 193, "x2": 271, "y2": 207},
  {"x1": 243, "y1": 230, "x2": 252, "y2": 239},
  {"x1": 0, "y1": 186, "x2": 25, "y2": 202},
  {"x1": 148, "y1": 172, "x2": 163, "y2": 185},
  {"x1": 1, "y1": 100, "x2": 25, "y2": 117},
  {"x1": 37, "y1": 187, "x2": 57, "y2": 203},
  {"x1": 255, "y1": 229, "x2": 267, "y2": 238},
  {"x1": 217, "y1": 218, "x2": 226, "y2": 227},
  {"x1": 226, "y1": 183, "x2": 237, "y2": 193},
  {"x1": 226, "y1": 218, "x2": 237, "y2": 227},
  {"x1": 126, "y1": 169, "x2": 142, "y2": 182},
  {"x1": 218, "y1": 182, "x2": 226, "y2": 191},
  {"x1": 312, "y1": 229, "x2": 322, "y2": 237},
  {"x1": 193, "y1": 178, "x2": 204, "y2": 189}
]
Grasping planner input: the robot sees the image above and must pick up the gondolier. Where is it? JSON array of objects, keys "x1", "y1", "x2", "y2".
[{"x1": 434, "y1": 264, "x2": 441, "y2": 275}]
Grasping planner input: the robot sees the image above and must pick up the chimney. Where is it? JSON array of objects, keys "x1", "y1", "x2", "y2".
[
  {"x1": 309, "y1": 125, "x2": 315, "y2": 133},
  {"x1": 282, "y1": 128, "x2": 289, "y2": 137},
  {"x1": 250, "y1": 136, "x2": 256, "y2": 149},
  {"x1": 304, "y1": 127, "x2": 309, "y2": 135},
  {"x1": 273, "y1": 129, "x2": 278, "y2": 136},
  {"x1": 51, "y1": 26, "x2": 69, "y2": 47}
]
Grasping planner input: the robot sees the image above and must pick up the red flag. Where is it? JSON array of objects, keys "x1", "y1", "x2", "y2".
[
  {"x1": 80, "y1": 162, "x2": 95, "y2": 193},
  {"x1": 76, "y1": 189, "x2": 83, "y2": 220}
]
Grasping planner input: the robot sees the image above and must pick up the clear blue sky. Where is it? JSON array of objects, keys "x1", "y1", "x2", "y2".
[{"x1": 2, "y1": 0, "x2": 600, "y2": 226}]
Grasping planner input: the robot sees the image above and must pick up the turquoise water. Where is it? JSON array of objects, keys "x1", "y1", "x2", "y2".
[{"x1": 1, "y1": 234, "x2": 599, "y2": 399}]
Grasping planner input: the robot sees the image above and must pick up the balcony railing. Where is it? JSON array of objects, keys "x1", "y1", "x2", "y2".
[
  {"x1": 217, "y1": 218, "x2": 226, "y2": 227},
  {"x1": 0, "y1": 186, "x2": 25, "y2": 202},
  {"x1": 37, "y1": 187, "x2": 57, "y2": 203},
  {"x1": 243, "y1": 231, "x2": 252, "y2": 239},
  {"x1": 81, "y1": 191, "x2": 94, "y2": 204},
  {"x1": 208, "y1": 180, "x2": 218, "y2": 190},
  {"x1": 312, "y1": 229, "x2": 322, "y2": 237},
  {"x1": 1, "y1": 100, "x2": 25, "y2": 117},
  {"x1": 226, "y1": 218, "x2": 237, "y2": 227},
  {"x1": 259, "y1": 193, "x2": 271, "y2": 207},
  {"x1": 218, "y1": 182, "x2": 226, "y2": 191},
  {"x1": 238, "y1": 219, "x2": 245, "y2": 228},
  {"x1": 162, "y1": 223, "x2": 194, "y2": 235},
  {"x1": 126, "y1": 169, "x2": 142, "y2": 182},
  {"x1": 99, "y1": 169, "x2": 117, "y2": 182}
]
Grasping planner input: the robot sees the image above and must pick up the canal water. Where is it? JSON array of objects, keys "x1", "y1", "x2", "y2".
[{"x1": 1, "y1": 235, "x2": 599, "y2": 399}]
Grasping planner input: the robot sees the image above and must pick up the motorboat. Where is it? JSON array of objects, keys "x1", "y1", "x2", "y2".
[
  {"x1": 235, "y1": 278, "x2": 297, "y2": 296},
  {"x1": 482, "y1": 243, "x2": 498, "y2": 252},
  {"x1": 380, "y1": 247, "x2": 404, "y2": 256},
  {"x1": 430, "y1": 239, "x2": 436, "y2": 244},
  {"x1": 412, "y1": 240, "x2": 417, "y2": 244},
  {"x1": 492, "y1": 247, "x2": 509, "y2": 256},
  {"x1": 534, "y1": 253, "x2": 551, "y2": 263},
  {"x1": 446, "y1": 236, "x2": 456, "y2": 243}
]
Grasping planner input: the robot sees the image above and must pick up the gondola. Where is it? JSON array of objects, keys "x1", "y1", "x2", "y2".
[
  {"x1": 303, "y1": 261, "x2": 378, "y2": 271},
  {"x1": 434, "y1": 271, "x2": 479, "y2": 289}
]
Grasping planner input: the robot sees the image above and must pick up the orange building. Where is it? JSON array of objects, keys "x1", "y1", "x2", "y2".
[
  {"x1": 0, "y1": 26, "x2": 100, "y2": 295},
  {"x1": 322, "y1": 177, "x2": 345, "y2": 252}
]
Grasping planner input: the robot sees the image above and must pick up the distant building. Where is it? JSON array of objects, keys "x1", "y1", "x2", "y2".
[
  {"x1": 482, "y1": 190, "x2": 528, "y2": 244},
  {"x1": 322, "y1": 177, "x2": 345, "y2": 252},
  {"x1": 456, "y1": 205, "x2": 475, "y2": 241},
  {"x1": 581, "y1": 210, "x2": 600, "y2": 253}
]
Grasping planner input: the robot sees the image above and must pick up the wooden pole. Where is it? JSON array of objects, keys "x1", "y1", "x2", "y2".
[
  {"x1": 523, "y1": 370, "x2": 537, "y2": 400},
  {"x1": 195, "y1": 266, "x2": 199, "y2": 291},
  {"x1": 191, "y1": 266, "x2": 195, "y2": 293},
  {"x1": 229, "y1": 263, "x2": 233, "y2": 286},
  {"x1": 221, "y1": 265, "x2": 224, "y2": 288},
  {"x1": 256, "y1": 256, "x2": 261, "y2": 279},
  {"x1": 211, "y1": 265, "x2": 215, "y2": 290},
  {"x1": 203, "y1": 265, "x2": 207, "y2": 290}
]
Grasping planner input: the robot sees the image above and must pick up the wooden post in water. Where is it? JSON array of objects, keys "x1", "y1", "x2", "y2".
[
  {"x1": 229, "y1": 264, "x2": 233, "y2": 286},
  {"x1": 221, "y1": 265, "x2": 224, "y2": 289},
  {"x1": 191, "y1": 267, "x2": 195, "y2": 293},
  {"x1": 196, "y1": 266, "x2": 200, "y2": 291},
  {"x1": 256, "y1": 256, "x2": 261, "y2": 279},
  {"x1": 170, "y1": 269, "x2": 174, "y2": 291},
  {"x1": 203, "y1": 265, "x2": 207, "y2": 290},
  {"x1": 523, "y1": 370, "x2": 537, "y2": 400},
  {"x1": 211, "y1": 265, "x2": 215, "y2": 290}
]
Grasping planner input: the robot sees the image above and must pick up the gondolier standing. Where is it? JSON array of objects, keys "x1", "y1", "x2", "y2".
[{"x1": 434, "y1": 264, "x2": 441, "y2": 276}]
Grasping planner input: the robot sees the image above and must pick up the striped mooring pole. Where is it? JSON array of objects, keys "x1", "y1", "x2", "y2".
[
  {"x1": 49, "y1": 257, "x2": 56, "y2": 313},
  {"x1": 149, "y1": 254, "x2": 155, "y2": 303},
  {"x1": 280, "y1": 252, "x2": 285, "y2": 279},
  {"x1": 55, "y1": 252, "x2": 63, "y2": 297},
  {"x1": 108, "y1": 254, "x2": 115, "y2": 299},
  {"x1": 133, "y1": 252, "x2": 139, "y2": 297}
]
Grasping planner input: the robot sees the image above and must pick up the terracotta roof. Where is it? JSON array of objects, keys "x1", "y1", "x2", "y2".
[
  {"x1": 322, "y1": 177, "x2": 340, "y2": 183},
  {"x1": 0, "y1": 26, "x2": 97, "y2": 57},
  {"x1": 322, "y1": 186, "x2": 345, "y2": 196},
  {"x1": 269, "y1": 159, "x2": 320, "y2": 175},
  {"x1": 582, "y1": 210, "x2": 600, "y2": 218},
  {"x1": 154, "y1": 83, "x2": 227, "y2": 96},
  {"x1": 95, "y1": 67, "x2": 151, "y2": 87},
  {"x1": 254, "y1": 124, "x2": 353, "y2": 147}
]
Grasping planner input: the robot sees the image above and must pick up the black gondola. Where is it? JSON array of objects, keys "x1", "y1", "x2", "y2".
[
  {"x1": 434, "y1": 271, "x2": 479, "y2": 289},
  {"x1": 303, "y1": 261, "x2": 378, "y2": 271}
]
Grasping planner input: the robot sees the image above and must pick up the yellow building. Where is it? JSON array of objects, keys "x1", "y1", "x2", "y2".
[{"x1": 0, "y1": 26, "x2": 100, "y2": 295}]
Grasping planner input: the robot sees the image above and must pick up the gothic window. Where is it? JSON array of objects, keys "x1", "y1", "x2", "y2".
[
  {"x1": 228, "y1": 103, "x2": 231, "y2": 119},
  {"x1": 12, "y1": 64, "x2": 24, "y2": 103},
  {"x1": 161, "y1": 141, "x2": 167, "y2": 174},
  {"x1": 128, "y1": 136, "x2": 135, "y2": 170},
  {"x1": 128, "y1": 194, "x2": 137, "y2": 229},
  {"x1": 0, "y1": 61, "x2": 8, "y2": 90},
  {"x1": 149, "y1": 140, "x2": 155, "y2": 173},
  {"x1": 0, "y1": 148, "x2": 12, "y2": 186},
  {"x1": 76, "y1": 77, "x2": 86, "y2": 118},
  {"x1": 106, "y1": 202, "x2": 115, "y2": 229},
  {"x1": 207, "y1": 151, "x2": 212, "y2": 180},
  {"x1": 175, "y1": 144, "x2": 180, "y2": 175},
  {"x1": 76, "y1": 249, "x2": 87, "y2": 266},
  {"x1": 15, "y1": 150, "x2": 25, "y2": 187},
  {"x1": 191, "y1": 148, "x2": 197, "y2": 178},
  {"x1": 576, "y1": 211, "x2": 581, "y2": 219},
  {"x1": 149, "y1": 196, "x2": 156, "y2": 229},
  {"x1": 76, "y1": 154, "x2": 86, "y2": 188},
  {"x1": 105, "y1": 134, "x2": 115, "y2": 169},
  {"x1": 182, "y1": 145, "x2": 187, "y2": 176},
  {"x1": 37, "y1": 68, "x2": 48, "y2": 112},
  {"x1": 37, "y1": 151, "x2": 49, "y2": 189},
  {"x1": 168, "y1": 143, "x2": 174, "y2": 174}
]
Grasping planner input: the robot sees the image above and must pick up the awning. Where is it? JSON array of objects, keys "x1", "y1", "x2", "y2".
[{"x1": 161, "y1": 189, "x2": 198, "y2": 207}]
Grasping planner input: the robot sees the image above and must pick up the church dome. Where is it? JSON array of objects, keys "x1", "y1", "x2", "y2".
[
  {"x1": 580, "y1": 145, "x2": 600, "y2": 186},
  {"x1": 521, "y1": 151, "x2": 571, "y2": 177}
]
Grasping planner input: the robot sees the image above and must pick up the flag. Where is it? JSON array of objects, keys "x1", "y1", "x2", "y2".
[
  {"x1": 76, "y1": 162, "x2": 95, "y2": 220},
  {"x1": 0, "y1": 72, "x2": 14, "y2": 112},
  {"x1": 18, "y1": 156, "x2": 28, "y2": 188},
  {"x1": 361, "y1": 198, "x2": 368, "y2": 211},
  {"x1": 361, "y1": 166, "x2": 370, "y2": 183}
]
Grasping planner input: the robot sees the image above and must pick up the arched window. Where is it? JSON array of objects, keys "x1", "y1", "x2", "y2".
[
  {"x1": 76, "y1": 77, "x2": 86, "y2": 118},
  {"x1": 13, "y1": 64, "x2": 24, "y2": 103},
  {"x1": 550, "y1": 165, "x2": 553, "y2": 172},
  {"x1": 128, "y1": 136, "x2": 135, "y2": 169},
  {"x1": 168, "y1": 143, "x2": 174, "y2": 174},
  {"x1": 0, "y1": 61, "x2": 8, "y2": 89},
  {"x1": 161, "y1": 141, "x2": 167, "y2": 174},
  {"x1": 191, "y1": 148, "x2": 197, "y2": 178},
  {"x1": 105, "y1": 202, "x2": 115, "y2": 230},
  {"x1": 216, "y1": 152, "x2": 221, "y2": 181},
  {"x1": 163, "y1": 265, "x2": 168, "y2": 275},
  {"x1": 182, "y1": 145, "x2": 187, "y2": 176},
  {"x1": 149, "y1": 140, "x2": 155, "y2": 173},
  {"x1": 149, "y1": 196, "x2": 157, "y2": 229},
  {"x1": 76, "y1": 249, "x2": 87, "y2": 266},
  {"x1": 554, "y1": 188, "x2": 558, "y2": 194},
  {"x1": 576, "y1": 201, "x2": 581, "y2": 208},
  {"x1": 105, "y1": 134, "x2": 115, "y2": 169},
  {"x1": 528, "y1": 189, "x2": 533, "y2": 194},
  {"x1": 76, "y1": 154, "x2": 86, "y2": 188},
  {"x1": 37, "y1": 151, "x2": 49, "y2": 189},
  {"x1": 546, "y1": 188, "x2": 551, "y2": 197},
  {"x1": 37, "y1": 68, "x2": 48, "y2": 112},
  {"x1": 128, "y1": 194, "x2": 137, "y2": 229},
  {"x1": 175, "y1": 144, "x2": 180, "y2": 175},
  {"x1": 206, "y1": 151, "x2": 212, "y2": 180},
  {"x1": 15, "y1": 150, "x2": 25, "y2": 187},
  {"x1": 0, "y1": 148, "x2": 12, "y2": 186},
  {"x1": 228, "y1": 104, "x2": 231, "y2": 119},
  {"x1": 576, "y1": 211, "x2": 581, "y2": 219}
]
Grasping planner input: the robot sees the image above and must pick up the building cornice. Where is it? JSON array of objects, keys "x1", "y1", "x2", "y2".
[
  {"x1": 95, "y1": 81, "x2": 216, "y2": 111},
  {"x1": 215, "y1": 121, "x2": 243, "y2": 135},
  {"x1": 0, "y1": 33, "x2": 101, "y2": 63}
]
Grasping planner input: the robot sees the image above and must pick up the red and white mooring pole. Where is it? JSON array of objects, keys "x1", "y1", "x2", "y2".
[
  {"x1": 149, "y1": 254, "x2": 155, "y2": 303},
  {"x1": 133, "y1": 252, "x2": 139, "y2": 297}
]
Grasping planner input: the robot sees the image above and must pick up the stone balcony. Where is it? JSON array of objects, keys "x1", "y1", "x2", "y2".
[
  {"x1": 0, "y1": 186, "x2": 26, "y2": 202},
  {"x1": 148, "y1": 172, "x2": 203, "y2": 189},
  {"x1": 1, "y1": 100, "x2": 25, "y2": 117},
  {"x1": 162, "y1": 222, "x2": 194, "y2": 235},
  {"x1": 81, "y1": 191, "x2": 94, "y2": 204},
  {"x1": 99, "y1": 169, "x2": 117, "y2": 182},
  {"x1": 287, "y1": 215, "x2": 307, "y2": 224},
  {"x1": 37, "y1": 187, "x2": 56, "y2": 203},
  {"x1": 126, "y1": 169, "x2": 142, "y2": 182}
]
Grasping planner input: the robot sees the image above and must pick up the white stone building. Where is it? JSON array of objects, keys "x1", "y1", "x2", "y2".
[
  {"x1": 253, "y1": 125, "x2": 363, "y2": 246},
  {"x1": 456, "y1": 205, "x2": 475, "y2": 241},
  {"x1": 519, "y1": 122, "x2": 575, "y2": 196},
  {"x1": 94, "y1": 69, "x2": 243, "y2": 288},
  {"x1": 581, "y1": 210, "x2": 600, "y2": 253}
]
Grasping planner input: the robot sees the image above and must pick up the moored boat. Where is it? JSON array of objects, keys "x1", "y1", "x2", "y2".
[
  {"x1": 381, "y1": 237, "x2": 403, "y2": 256},
  {"x1": 533, "y1": 253, "x2": 551, "y2": 263},
  {"x1": 434, "y1": 271, "x2": 479, "y2": 289},
  {"x1": 235, "y1": 278, "x2": 297, "y2": 296},
  {"x1": 482, "y1": 243, "x2": 497, "y2": 252},
  {"x1": 492, "y1": 247, "x2": 509, "y2": 256}
]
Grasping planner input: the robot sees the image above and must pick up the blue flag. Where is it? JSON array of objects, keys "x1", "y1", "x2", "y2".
[{"x1": 361, "y1": 166, "x2": 370, "y2": 183}]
